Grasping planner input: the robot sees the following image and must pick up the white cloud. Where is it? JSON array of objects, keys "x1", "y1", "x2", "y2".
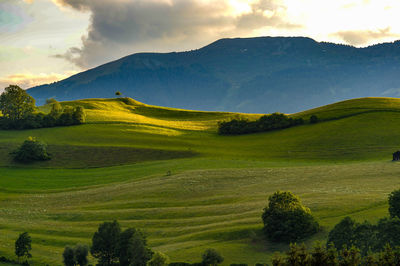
[
  {"x1": 52, "y1": 0, "x2": 298, "y2": 68},
  {"x1": 0, "y1": 71, "x2": 77, "y2": 91}
]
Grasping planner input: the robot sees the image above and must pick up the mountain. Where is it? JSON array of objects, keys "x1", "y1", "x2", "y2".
[{"x1": 28, "y1": 36, "x2": 400, "y2": 113}]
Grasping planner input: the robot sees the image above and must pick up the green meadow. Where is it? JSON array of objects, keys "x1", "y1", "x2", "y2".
[{"x1": 1, "y1": 97, "x2": 400, "y2": 265}]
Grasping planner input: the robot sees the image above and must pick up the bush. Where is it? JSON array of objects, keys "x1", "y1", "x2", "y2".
[
  {"x1": 262, "y1": 191, "x2": 319, "y2": 243},
  {"x1": 12, "y1": 137, "x2": 51, "y2": 163}
]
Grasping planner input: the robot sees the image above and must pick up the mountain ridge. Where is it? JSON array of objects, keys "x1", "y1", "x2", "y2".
[{"x1": 28, "y1": 36, "x2": 400, "y2": 113}]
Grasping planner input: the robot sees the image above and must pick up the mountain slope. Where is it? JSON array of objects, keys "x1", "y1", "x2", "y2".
[{"x1": 28, "y1": 37, "x2": 400, "y2": 113}]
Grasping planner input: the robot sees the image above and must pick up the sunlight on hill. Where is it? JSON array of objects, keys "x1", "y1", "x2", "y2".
[{"x1": 58, "y1": 98, "x2": 262, "y2": 131}]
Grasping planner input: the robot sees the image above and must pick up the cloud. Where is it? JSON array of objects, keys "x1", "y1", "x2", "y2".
[
  {"x1": 52, "y1": 0, "x2": 297, "y2": 68},
  {"x1": 0, "y1": 71, "x2": 77, "y2": 90},
  {"x1": 334, "y1": 27, "x2": 400, "y2": 46}
]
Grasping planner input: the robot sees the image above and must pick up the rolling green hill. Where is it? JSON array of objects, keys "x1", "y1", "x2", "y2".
[{"x1": 1, "y1": 97, "x2": 400, "y2": 265}]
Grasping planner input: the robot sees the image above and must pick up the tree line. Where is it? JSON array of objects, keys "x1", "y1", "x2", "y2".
[
  {"x1": 0, "y1": 85, "x2": 85, "y2": 130},
  {"x1": 217, "y1": 113, "x2": 313, "y2": 135},
  {"x1": 5, "y1": 220, "x2": 226, "y2": 266},
  {"x1": 265, "y1": 189, "x2": 400, "y2": 265}
]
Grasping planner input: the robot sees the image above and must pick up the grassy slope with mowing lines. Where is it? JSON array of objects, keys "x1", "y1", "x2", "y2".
[{"x1": 1, "y1": 97, "x2": 400, "y2": 264}]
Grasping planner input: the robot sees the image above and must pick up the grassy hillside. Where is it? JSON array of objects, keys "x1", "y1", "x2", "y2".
[{"x1": 1, "y1": 97, "x2": 400, "y2": 265}]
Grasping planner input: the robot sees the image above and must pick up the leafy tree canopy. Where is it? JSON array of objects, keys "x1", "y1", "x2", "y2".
[
  {"x1": 201, "y1": 249, "x2": 224, "y2": 266},
  {"x1": 15, "y1": 232, "x2": 32, "y2": 260},
  {"x1": 0, "y1": 85, "x2": 35, "y2": 121},
  {"x1": 262, "y1": 191, "x2": 319, "y2": 243},
  {"x1": 91, "y1": 220, "x2": 121, "y2": 266},
  {"x1": 147, "y1": 251, "x2": 169, "y2": 266}
]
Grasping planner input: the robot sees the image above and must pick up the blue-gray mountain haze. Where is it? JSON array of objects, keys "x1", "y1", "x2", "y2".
[{"x1": 28, "y1": 37, "x2": 400, "y2": 113}]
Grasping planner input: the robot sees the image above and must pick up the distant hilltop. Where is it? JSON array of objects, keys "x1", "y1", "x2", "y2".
[{"x1": 28, "y1": 36, "x2": 400, "y2": 113}]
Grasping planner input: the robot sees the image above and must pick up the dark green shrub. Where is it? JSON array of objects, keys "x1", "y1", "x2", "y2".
[
  {"x1": 376, "y1": 217, "x2": 400, "y2": 249},
  {"x1": 63, "y1": 246, "x2": 75, "y2": 266},
  {"x1": 12, "y1": 137, "x2": 51, "y2": 163},
  {"x1": 310, "y1": 115, "x2": 318, "y2": 124},
  {"x1": 262, "y1": 191, "x2": 319, "y2": 243},
  {"x1": 202, "y1": 249, "x2": 224, "y2": 266},
  {"x1": 327, "y1": 217, "x2": 357, "y2": 250},
  {"x1": 218, "y1": 113, "x2": 304, "y2": 135},
  {"x1": 389, "y1": 189, "x2": 400, "y2": 219}
]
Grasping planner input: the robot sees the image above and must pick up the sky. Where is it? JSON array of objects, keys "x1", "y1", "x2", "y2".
[{"x1": 1, "y1": 0, "x2": 400, "y2": 90}]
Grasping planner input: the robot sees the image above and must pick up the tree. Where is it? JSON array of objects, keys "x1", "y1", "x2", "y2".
[
  {"x1": 389, "y1": 189, "x2": 400, "y2": 219},
  {"x1": 15, "y1": 232, "x2": 32, "y2": 262},
  {"x1": 117, "y1": 228, "x2": 152, "y2": 266},
  {"x1": 328, "y1": 217, "x2": 357, "y2": 251},
  {"x1": 285, "y1": 243, "x2": 309, "y2": 265},
  {"x1": 310, "y1": 115, "x2": 318, "y2": 124},
  {"x1": 201, "y1": 249, "x2": 224, "y2": 266},
  {"x1": 45, "y1": 98, "x2": 58, "y2": 105},
  {"x1": 339, "y1": 246, "x2": 361, "y2": 266},
  {"x1": 0, "y1": 85, "x2": 35, "y2": 122},
  {"x1": 262, "y1": 191, "x2": 319, "y2": 242},
  {"x1": 63, "y1": 246, "x2": 76, "y2": 266},
  {"x1": 147, "y1": 251, "x2": 169, "y2": 266},
  {"x1": 72, "y1": 106, "x2": 86, "y2": 124},
  {"x1": 91, "y1": 220, "x2": 121, "y2": 266},
  {"x1": 310, "y1": 242, "x2": 329, "y2": 266},
  {"x1": 376, "y1": 217, "x2": 400, "y2": 250},
  {"x1": 63, "y1": 244, "x2": 88, "y2": 266},
  {"x1": 12, "y1": 137, "x2": 51, "y2": 162},
  {"x1": 75, "y1": 244, "x2": 89, "y2": 266}
]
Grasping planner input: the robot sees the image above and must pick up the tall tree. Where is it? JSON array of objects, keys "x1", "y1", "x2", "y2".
[
  {"x1": 117, "y1": 228, "x2": 152, "y2": 266},
  {"x1": 0, "y1": 85, "x2": 35, "y2": 122},
  {"x1": 91, "y1": 221, "x2": 121, "y2": 266},
  {"x1": 63, "y1": 246, "x2": 76, "y2": 266},
  {"x1": 15, "y1": 232, "x2": 32, "y2": 262}
]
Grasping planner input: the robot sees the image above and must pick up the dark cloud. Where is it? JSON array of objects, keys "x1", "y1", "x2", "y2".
[
  {"x1": 334, "y1": 27, "x2": 399, "y2": 46},
  {"x1": 53, "y1": 0, "x2": 297, "y2": 68}
]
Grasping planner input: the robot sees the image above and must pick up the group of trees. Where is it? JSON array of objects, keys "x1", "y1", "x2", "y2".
[
  {"x1": 82, "y1": 221, "x2": 225, "y2": 266},
  {"x1": 327, "y1": 189, "x2": 400, "y2": 256},
  {"x1": 262, "y1": 191, "x2": 319, "y2": 243},
  {"x1": 0, "y1": 85, "x2": 85, "y2": 130},
  {"x1": 218, "y1": 113, "x2": 306, "y2": 135},
  {"x1": 267, "y1": 188, "x2": 400, "y2": 265},
  {"x1": 81, "y1": 220, "x2": 153, "y2": 266},
  {"x1": 271, "y1": 241, "x2": 400, "y2": 266}
]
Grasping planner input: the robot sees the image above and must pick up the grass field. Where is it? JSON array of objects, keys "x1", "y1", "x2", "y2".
[{"x1": 1, "y1": 97, "x2": 400, "y2": 265}]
